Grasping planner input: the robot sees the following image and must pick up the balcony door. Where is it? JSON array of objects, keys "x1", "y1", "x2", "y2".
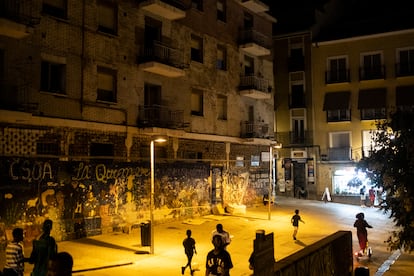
[{"x1": 144, "y1": 83, "x2": 162, "y2": 122}]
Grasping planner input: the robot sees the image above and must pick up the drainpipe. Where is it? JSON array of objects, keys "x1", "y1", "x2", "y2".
[{"x1": 80, "y1": 0, "x2": 86, "y2": 114}]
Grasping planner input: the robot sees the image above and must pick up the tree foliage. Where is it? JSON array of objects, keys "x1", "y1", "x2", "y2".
[{"x1": 357, "y1": 109, "x2": 414, "y2": 252}]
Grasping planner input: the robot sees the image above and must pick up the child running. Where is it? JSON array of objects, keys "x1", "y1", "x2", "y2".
[
  {"x1": 182, "y1": 229, "x2": 197, "y2": 275},
  {"x1": 291, "y1": 209, "x2": 305, "y2": 240}
]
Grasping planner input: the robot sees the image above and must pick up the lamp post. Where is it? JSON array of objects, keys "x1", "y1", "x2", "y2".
[
  {"x1": 150, "y1": 136, "x2": 167, "y2": 254},
  {"x1": 268, "y1": 142, "x2": 282, "y2": 220}
]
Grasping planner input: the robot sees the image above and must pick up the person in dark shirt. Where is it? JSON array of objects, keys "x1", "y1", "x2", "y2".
[
  {"x1": 182, "y1": 229, "x2": 197, "y2": 275},
  {"x1": 291, "y1": 209, "x2": 305, "y2": 240},
  {"x1": 205, "y1": 234, "x2": 233, "y2": 276},
  {"x1": 354, "y1": 212, "x2": 373, "y2": 254},
  {"x1": 29, "y1": 219, "x2": 58, "y2": 276}
]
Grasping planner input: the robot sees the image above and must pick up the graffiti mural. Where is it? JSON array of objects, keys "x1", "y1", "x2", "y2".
[{"x1": 0, "y1": 158, "x2": 210, "y2": 242}]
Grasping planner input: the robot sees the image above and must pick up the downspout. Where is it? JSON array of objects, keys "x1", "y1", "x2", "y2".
[{"x1": 80, "y1": 0, "x2": 86, "y2": 114}]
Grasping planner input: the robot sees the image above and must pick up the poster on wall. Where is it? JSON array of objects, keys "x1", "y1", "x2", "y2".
[{"x1": 307, "y1": 159, "x2": 314, "y2": 182}]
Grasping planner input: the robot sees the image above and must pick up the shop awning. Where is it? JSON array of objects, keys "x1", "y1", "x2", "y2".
[
  {"x1": 396, "y1": 85, "x2": 414, "y2": 107},
  {"x1": 323, "y1": 91, "x2": 350, "y2": 110},
  {"x1": 358, "y1": 88, "x2": 386, "y2": 109}
]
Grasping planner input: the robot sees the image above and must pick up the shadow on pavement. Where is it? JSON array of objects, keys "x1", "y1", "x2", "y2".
[{"x1": 72, "y1": 237, "x2": 137, "y2": 252}]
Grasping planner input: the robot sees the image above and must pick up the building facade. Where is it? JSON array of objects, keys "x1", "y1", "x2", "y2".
[{"x1": 0, "y1": 0, "x2": 275, "y2": 241}]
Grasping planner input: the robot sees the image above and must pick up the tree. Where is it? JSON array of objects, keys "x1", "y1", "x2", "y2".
[{"x1": 357, "y1": 109, "x2": 414, "y2": 252}]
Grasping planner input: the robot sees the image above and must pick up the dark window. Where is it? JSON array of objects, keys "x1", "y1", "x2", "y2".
[
  {"x1": 217, "y1": 0, "x2": 226, "y2": 22},
  {"x1": 327, "y1": 57, "x2": 348, "y2": 83},
  {"x1": 290, "y1": 84, "x2": 305, "y2": 108},
  {"x1": 361, "y1": 53, "x2": 383, "y2": 80},
  {"x1": 36, "y1": 142, "x2": 59, "y2": 155},
  {"x1": 327, "y1": 109, "x2": 351, "y2": 122},
  {"x1": 41, "y1": 61, "x2": 66, "y2": 94},
  {"x1": 98, "y1": 0, "x2": 117, "y2": 35},
  {"x1": 358, "y1": 88, "x2": 387, "y2": 120},
  {"x1": 397, "y1": 49, "x2": 414, "y2": 76},
  {"x1": 42, "y1": 0, "x2": 67, "y2": 18},
  {"x1": 97, "y1": 66, "x2": 117, "y2": 103},
  {"x1": 191, "y1": 34, "x2": 203, "y2": 63},
  {"x1": 191, "y1": 89, "x2": 203, "y2": 116},
  {"x1": 244, "y1": 12, "x2": 253, "y2": 29},
  {"x1": 192, "y1": 0, "x2": 203, "y2": 11},
  {"x1": 90, "y1": 143, "x2": 114, "y2": 157},
  {"x1": 216, "y1": 45, "x2": 227, "y2": 70}
]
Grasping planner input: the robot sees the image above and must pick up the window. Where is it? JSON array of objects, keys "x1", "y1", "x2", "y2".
[
  {"x1": 291, "y1": 109, "x2": 306, "y2": 144},
  {"x1": 191, "y1": 34, "x2": 203, "y2": 63},
  {"x1": 216, "y1": 45, "x2": 227, "y2": 70},
  {"x1": 244, "y1": 12, "x2": 253, "y2": 29},
  {"x1": 41, "y1": 61, "x2": 66, "y2": 94},
  {"x1": 191, "y1": 89, "x2": 203, "y2": 116},
  {"x1": 360, "y1": 52, "x2": 384, "y2": 80},
  {"x1": 97, "y1": 66, "x2": 117, "y2": 103},
  {"x1": 289, "y1": 72, "x2": 305, "y2": 108},
  {"x1": 217, "y1": 95, "x2": 227, "y2": 120},
  {"x1": 98, "y1": 0, "x2": 117, "y2": 35},
  {"x1": 396, "y1": 85, "x2": 414, "y2": 110},
  {"x1": 327, "y1": 56, "x2": 349, "y2": 83},
  {"x1": 323, "y1": 91, "x2": 351, "y2": 122},
  {"x1": 251, "y1": 155, "x2": 260, "y2": 167},
  {"x1": 358, "y1": 88, "x2": 387, "y2": 120},
  {"x1": 243, "y1": 55, "x2": 254, "y2": 75},
  {"x1": 396, "y1": 47, "x2": 414, "y2": 77},
  {"x1": 329, "y1": 132, "x2": 351, "y2": 161},
  {"x1": 217, "y1": 0, "x2": 226, "y2": 22},
  {"x1": 42, "y1": 0, "x2": 67, "y2": 18},
  {"x1": 36, "y1": 142, "x2": 59, "y2": 155},
  {"x1": 236, "y1": 156, "x2": 244, "y2": 167},
  {"x1": 90, "y1": 143, "x2": 114, "y2": 157},
  {"x1": 192, "y1": 0, "x2": 203, "y2": 11}
]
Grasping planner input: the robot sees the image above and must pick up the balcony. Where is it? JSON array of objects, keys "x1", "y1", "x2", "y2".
[
  {"x1": 138, "y1": 0, "x2": 186, "y2": 20},
  {"x1": 325, "y1": 69, "x2": 350, "y2": 84},
  {"x1": 0, "y1": 82, "x2": 38, "y2": 113},
  {"x1": 137, "y1": 105, "x2": 188, "y2": 129},
  {"x1": 138, "y1": 41, "x2": 185, "y2": 77},
  {"x1": 0, "y1": 0, "x2": 40, "y2": 38},
  {"x1": 395, "y1": 63, "x2": 414, "y2": 77},
  {"x1": 241, "y1": 121, "x2": 270, "y2": 138},
  {"x1": 239, "y1": 0, "x2": 269, "y2": 13},
  {"x1": 239, "y1": 75, "x2": 271, "y2": 99},
  {"x1": 359, "y1": 66, "x2": 385, "y2": 81},
  {"x1": 238, "y1": 29, "x2": 271, "y2": 56},
  {"x1": 325, "y1": 147, "x2": 352, "y2": 161},
  {"x1": 275, "y1": 131, "x2": 313, "y2": 147}
]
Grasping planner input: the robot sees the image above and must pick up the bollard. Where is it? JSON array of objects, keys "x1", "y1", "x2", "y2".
[
  {"x1": 355, "y1": 266, "x2": 369, "y2": 276},
  {"x1": 256, "y1": 229, "x2": 265, "y2": 240}
]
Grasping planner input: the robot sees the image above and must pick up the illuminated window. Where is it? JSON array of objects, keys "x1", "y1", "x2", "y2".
[
  {"x1": 236, "y1": 156, "x2": 244, "y2": 167},
  {"x1": 191, "y1": 89, "x2": 203, "y2": 116},
  {"x1": 329, "y1": 132, "x2": 351, "y2": 161},
  {"x1": 97, "y1": 66, "x2": 117, "y2": 103},
  {"x1": 251, "y1": 155, "x2": 260, "y2": 167},
  {"x1": 191, "y1": 34, "x2": 203, "y2": 63},
  {"x1": 41, "y1": 60, "x2": 66, "y2": 95},
  {"x1": 98, "y1": 0, "x2": 117, "y2": 35},
  {"x1": 217, "y1": 95, "x2": 227, "y2": 120}
]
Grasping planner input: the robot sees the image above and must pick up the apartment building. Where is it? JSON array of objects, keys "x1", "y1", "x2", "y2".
[
  {"x1": 0, "y1": 0, "x2": 275, "y2": 240},
  {"x1": 273, "y1": 0, "x2": 414, "y2": 203}
]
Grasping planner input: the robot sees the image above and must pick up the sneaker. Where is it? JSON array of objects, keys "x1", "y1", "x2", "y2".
[
  {"x1": 181, "y1": 267, "x2": 185, "y2": 275},
  {"x1": 293, "y1": 236, "x2": 296, "y2": 240},
  {"x1": 191, "y1": 269, "x2": 194, "y2": 275}
]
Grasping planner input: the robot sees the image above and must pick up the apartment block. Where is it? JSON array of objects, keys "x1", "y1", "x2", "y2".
[{"x1": 0, "y1": 0, "x2": 275, "y2": 240}]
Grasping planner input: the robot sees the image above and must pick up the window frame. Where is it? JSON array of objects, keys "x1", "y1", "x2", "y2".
[
  {"x1": 216, "y1": 44, "x2": 227, "y2": 70},
  {"x1": 360, "y1": 51, "x2": 384, "y2": 80},
  {"x1": 217, "y1": 95, "x2": 227, "y2": 120},
  {"x1": 191, "y1": 88, "x2": 204, "y2": 116},
  {"x1": 40, "y1": 60, "x2": 66, "y2": 95},
  {"x1": 326, "y1": 55, "x2": 349, "y2": 83},
  {"x1": 396, "y1": 47, "x2": 414, "y2": 77},
  {"x1": 97, "y1": 0, "x2": 118, "y2": 35},
  {"x1": 42, "y1": 0, "x2": 68, "y2": 19},
  {"x1": 191, "y1": 34, "x2": 204, "y2": 63},
  {"x1": 97, "y1": 66, "x2": 117, "y2": 103},
  {"x1": 217, "y1": 0, "x2": 226, "y2": 22}
]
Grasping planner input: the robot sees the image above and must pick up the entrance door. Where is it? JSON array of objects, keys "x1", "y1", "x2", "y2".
[{"x1": 293, "y1": 162, "x2": 306, "y2": 197}]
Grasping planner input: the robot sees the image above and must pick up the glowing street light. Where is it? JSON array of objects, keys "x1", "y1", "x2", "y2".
[{"x1": 150, "y1": 135, "x2": 167, "y2": 254}]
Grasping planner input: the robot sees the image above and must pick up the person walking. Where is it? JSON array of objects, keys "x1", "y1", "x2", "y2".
[
  {"x1": 205, "y1": 234, "x2": 233, "y2": 276},
  {"x1": 182, "y1": 229, "x2": 197, "y2": 275},
  {"x1": 368, "y1": 187, "x2": 376, "y2": 207},
  {"x1": 354, "y1": 212, "x2": 373, "y2": 255},
  {"x1": 291, "y1": 209, "x2": 305, "y2": 240},
  {"x1": 3, "y1": 228, "x2": 26, "y2": 276},
  {"x1": 211, "y1": 224, "x2": 231, "y2": 249},
  {"x1": 29, "y1": 219, "x2": 58, "y2": 276}
]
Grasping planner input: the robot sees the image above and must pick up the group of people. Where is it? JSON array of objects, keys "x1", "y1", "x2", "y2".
[
  {"x1": 182, "y1": 223, "x2": 233, "y2": 276},
  {"x1": 2, "y1": 219, "x2": 73, "y2": 276}
]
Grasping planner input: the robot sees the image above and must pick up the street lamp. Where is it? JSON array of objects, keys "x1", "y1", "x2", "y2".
[{"x1": 150, "y1": 135, "x2": 167, "y2": 254}]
